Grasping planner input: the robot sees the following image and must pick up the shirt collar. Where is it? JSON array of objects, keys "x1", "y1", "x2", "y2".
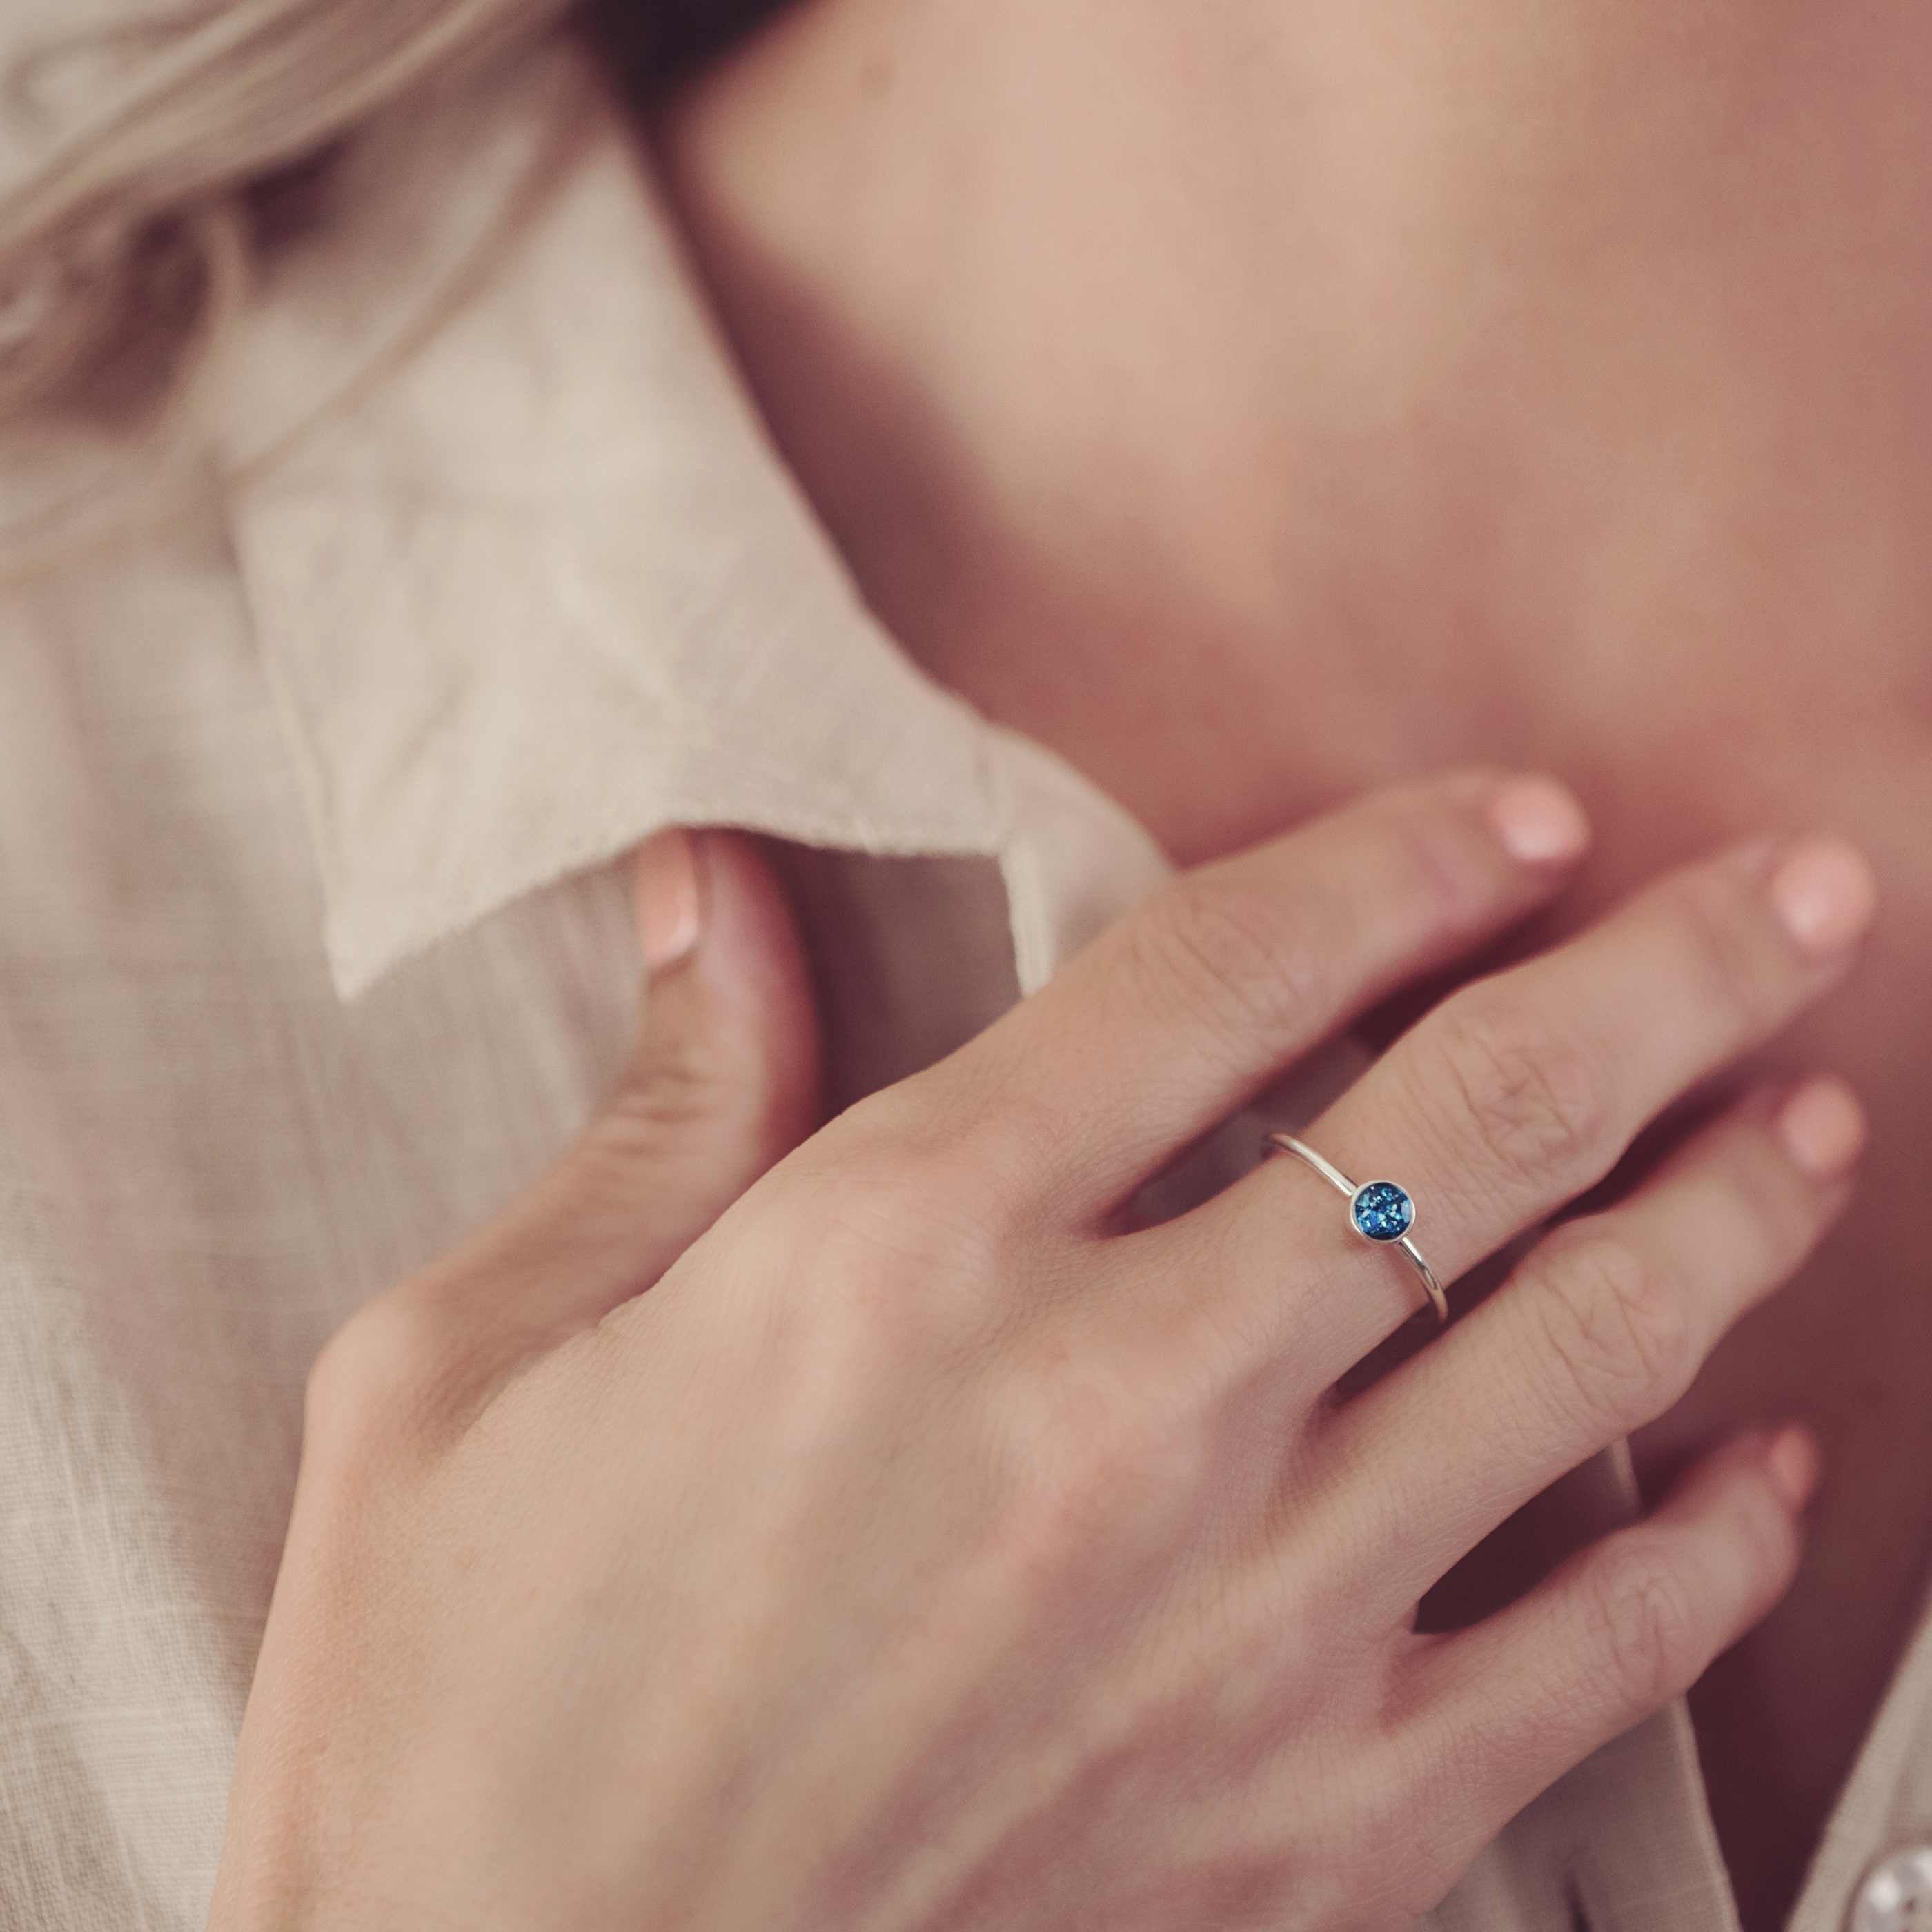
[{"x1": 216, "y1": 41, "x2": 1150, "y2": 999}]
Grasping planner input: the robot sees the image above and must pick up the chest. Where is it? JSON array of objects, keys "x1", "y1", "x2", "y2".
[{"x1": 920, "y1": 589, "x2": 1932, "y2": 1925}]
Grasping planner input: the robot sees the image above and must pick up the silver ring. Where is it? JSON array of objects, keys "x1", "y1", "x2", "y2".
[{"x1": 1259, "y1": 1132, "x2": 1449, "y2": 1325}]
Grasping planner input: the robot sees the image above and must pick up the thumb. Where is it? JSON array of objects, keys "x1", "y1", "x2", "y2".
[
  {"x1": 604, "y1": 825, "x2": 825, "y2": 1269},
  {"x1": 400, "y1": 826, "x2": 825, "y2": 1368}
]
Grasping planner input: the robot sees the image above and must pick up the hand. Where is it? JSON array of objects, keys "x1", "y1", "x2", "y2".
[{"x1": 208, "y1": 773, "x2": 1873, "y2": 1932}]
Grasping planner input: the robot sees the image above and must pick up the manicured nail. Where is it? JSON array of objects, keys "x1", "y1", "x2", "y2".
[
  {"x1": 635, "y1": 827, "x2": 703, "y2": 973},
  {"x1": 1774, "y1": 1074, "x2": 1867, "y2": 1178},
  {"x1": 1764, "y1": 1423, "x2": 1821, "y2": 1514},
  {"x1": 1488, "y1": 776, "x2": 1591, "y2": 864},
  {"x1": 1769, "y1": 837, "x2": 1877, "y2": 956}
]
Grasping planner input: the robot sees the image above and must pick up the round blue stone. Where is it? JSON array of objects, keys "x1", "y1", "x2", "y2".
[{"x1": 1351, "y1": 1181, "x2": 1414, "y2": 1243}]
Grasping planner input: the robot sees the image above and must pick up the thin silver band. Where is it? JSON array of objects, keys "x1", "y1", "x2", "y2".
[{"x1": 1259, "y1": 1131, "x2": 1449, "y2": 1325}]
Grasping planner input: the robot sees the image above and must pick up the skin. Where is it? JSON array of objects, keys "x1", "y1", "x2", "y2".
[
  {"x1": 653, "y1": 3, "x2": 1932, "y2": 1920},
  {"x1": 213, "y1": 793, "x2": 1873, "y2": 1931}
]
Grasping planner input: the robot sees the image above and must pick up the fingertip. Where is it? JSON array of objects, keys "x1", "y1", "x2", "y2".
[
  {"x1": 1486, "y1": 774, "x2": 1592, "y2": 867},
  {"x1": 1773, "y1": 1074, "x2": 1867, "y2": 1181},
  {"x1": 635, "y1": 825, "x2": 705, "y2": 974},
  {"x1": 1768, "y1": 836, "x2": 1880, "y2": 958},
  {"x1": 1763, "y1": 1422, "x2": 1822, "y2": 1516}
]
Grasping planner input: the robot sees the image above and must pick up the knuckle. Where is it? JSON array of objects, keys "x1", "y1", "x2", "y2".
[
  {"x1": 1711, "y1": 1147, "x2": 1806, "y2": 1284},
  {"x1": 303, "y1": 1294, "x2": 449, "y2": 1454},
  {"x1": 1421, "y1": 996, "x2": 1610, "y2": 1193},
  {"x1": 998, "y1": 1351, "x2": 1204, "y2": 1568},
  {"x1": 1371, "y1": 787, "x2": 1507, "y2": 927},
  {"x1": 1663, "y1": 867, "x2": 1777, "y2": 1035},
  {"x1": 818, "y1": 1074, "x2": 1041, "y2": 1225},
  {"x1": 755, "y1": 1080, "x2": 1055, "y2": 1368},
  {"x1": 769, "y1": 1153, "x2": 1016, "y2": 1363},
  {"x1": 1530, "y1": 1230, "x2": 1696, "y2": 1429},
  {"x1": 1341, "y1": 1768, "x2": 1412, "y2": 1870},
  {"x1": 814, "y1": 1075, "x2": 929, "y2": 1154},
  {"x1": 1333, "y1": 1714, "x2": 1515, "y2": 1924},
  {"x1": 1728, "y1": 1471, "x2": 1804, "y2": 1604},
  {"x1": 1125, "y1": 870, "x2": 1338, "y2": 1058},
  {"x1": 1315, "y1": 1752, "x2": 1445, "y2": 1928},
  {"x1": 1589, "y1": 1535, "x2": 1708, "y2": 1713},
  {"x1": 604, "y1": 1036, "x2": 729, "y2": 1150},
  {"x1": 823, "y1": 1140, "x2": 1009, "y2": 1272},
  {"x1": 578, "y1": 1031, "x2": 809, "y2": 1232},
  {"x1": 940, "y1": 1089, "x2": 1067, "y2": 1216}
]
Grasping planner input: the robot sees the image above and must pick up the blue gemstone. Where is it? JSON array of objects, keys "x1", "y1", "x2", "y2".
[{"x1": 1352, "y1": 1181, "x2": 1414, "y2": 1243}]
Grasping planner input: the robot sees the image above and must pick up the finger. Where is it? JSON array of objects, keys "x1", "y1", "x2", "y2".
[
  {"x1": 1136, "y1": 831, "x2": 1875, "y2": 1377},
  {"x1": 604, "y1": 827, "x2": 825, "y2": 1270},
  {"x1": 1389, "y1": 1423, "x2": 1815, "y2": 1869},
  {"x1": 1303, "y1": 1075, "x2": 1860, "y2": 1619},
  {"x1": 404, "y1": 827, "x2": 823, "y2": 1357},
  {"x1": 905, "y1": 767, "x2": 1590, "y2": 1224}
]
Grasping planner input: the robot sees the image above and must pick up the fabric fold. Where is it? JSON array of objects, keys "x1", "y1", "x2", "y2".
[{"x1": 221, "y1": 43, "x2": 1008, "y2": 998}]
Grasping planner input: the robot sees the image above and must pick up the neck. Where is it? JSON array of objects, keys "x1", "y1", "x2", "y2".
[{"x1": 655, "y1": 0, "x2": 1932, "y2": 861}]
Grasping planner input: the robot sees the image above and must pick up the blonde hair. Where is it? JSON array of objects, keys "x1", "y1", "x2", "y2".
[
  {"x1": 0, "y1": 1, "x2": 609, "y2": 575},
  {"x1": 0, "y1": 0, "x2": 788, "y2": 565},
  {"x1": 0, "y1": 2, "x2": 596, "y2": 428}
]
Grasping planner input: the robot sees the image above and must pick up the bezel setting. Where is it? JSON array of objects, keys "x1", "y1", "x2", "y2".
[{"x1": 1349, "y1": 1179, "x2": 1416, "y2": 1244}]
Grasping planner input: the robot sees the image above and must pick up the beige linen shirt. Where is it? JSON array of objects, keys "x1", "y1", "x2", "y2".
[{"x1": 1, "y1": 34, "x2": 1928, "y2": 1932}]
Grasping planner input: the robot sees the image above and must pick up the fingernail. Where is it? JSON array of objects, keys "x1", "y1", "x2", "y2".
[
  {"x1": 1774, "y1": 1074, "x2": 1867, "y2": 1178},
  {"x1": 1488, "y1": 776, "x2": 1591, "y2": 864},
  {"x1": 1769, "y1": 837, "x2": 1877, "y2": 956},
  {"x1": 636, "y1": 827, "x2": 704, "y2": 973},
  {"x1": 1764, "y1": 1423, "x2": 1821, "y2": 1514}
]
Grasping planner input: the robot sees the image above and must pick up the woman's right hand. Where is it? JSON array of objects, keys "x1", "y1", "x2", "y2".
[{"x1": 209, "y1": 771, "x2": 1873, "y2": 1932}]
